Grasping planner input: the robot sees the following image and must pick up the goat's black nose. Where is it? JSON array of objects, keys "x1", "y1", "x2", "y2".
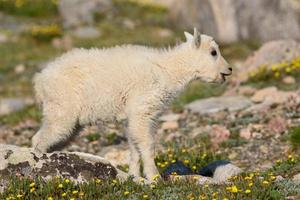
[{"x1": 228, "y1": 67, "x2": 232, "y2": 71}]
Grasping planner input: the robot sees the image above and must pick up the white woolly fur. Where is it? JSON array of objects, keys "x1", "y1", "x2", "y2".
[{"x1": 32, "y1": 28, "x2": 232, "y2": 180}]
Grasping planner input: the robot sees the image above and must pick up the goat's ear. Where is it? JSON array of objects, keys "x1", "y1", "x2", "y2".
[
  {"x1": 193, "y1": 27, "x2": 201, "y2": 48},
  {"x1": 184, "y1": 31, "x2": 194, "y2": 43}
]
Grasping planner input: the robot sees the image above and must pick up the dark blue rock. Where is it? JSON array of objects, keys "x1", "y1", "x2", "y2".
[
  {"x1": 198, "y1": 160, "x2": 230, "y2": 177},
  {"x1": 161, "y1": 161, "x2": 193, "y2": 178}
]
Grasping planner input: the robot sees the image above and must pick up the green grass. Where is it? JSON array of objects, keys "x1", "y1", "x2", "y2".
[
  {"x1": 0, "y1": 105, "x2": 41, "y2": 126},
  {"x1": 0, "y1": 0, "x2": 58, "y2": 18},
  {"x1": 245, "y1": 74, "x2": 300, "y2": 91},
  {"x1": 1, "y1": 155, "x2": 299, "y2": 200},
  {"x1": 289, "y1": 126, "x2": 300, "y2": 149},
  {"x1": 172, "y1": 81, "x2": 226, "y2": 112},
  {"x1": 245, "y1": 57, "x2": 300, "y2": 91}
]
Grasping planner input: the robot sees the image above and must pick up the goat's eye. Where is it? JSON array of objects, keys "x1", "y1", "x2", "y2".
[{"x1": 211, "y1": 49, "x2": 217, "y2": 57}]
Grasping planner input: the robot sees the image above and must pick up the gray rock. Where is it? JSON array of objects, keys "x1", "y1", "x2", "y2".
[
  {"x1": 98, "y1": 145, "x2": 130, "y2": 166},
  {"x1": 73, "y1": 26, "x2": 101, "y2": 39},
  {"x1": 251, "y1": 87, "x2": 294, "y2": 104},
  {"x1": 0, "y1": 98, "x2": 33, "y2": 116},
  {"x1": 293, "y1": 173, "x2": 300, "y2": 184},
  {"x1": 159, "y1": 113, "x2": 181, "y2": 122},
  {"x1": 185, "y1": 96, "x2": 252, "y2": 115},
  {"x1": 59, "y1": 0, "x2": 112, "y2": 28},
  {"x1": 169, "y1": 0, "x2": 300, "y2": 43},
  {"x1": 0, "y1": 144, "x2": 128, "y2": 191}
]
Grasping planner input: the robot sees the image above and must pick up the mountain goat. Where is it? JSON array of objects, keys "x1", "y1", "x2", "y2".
[{"x1": 32, "y1": 28, "x2": 232, "y2": 181}]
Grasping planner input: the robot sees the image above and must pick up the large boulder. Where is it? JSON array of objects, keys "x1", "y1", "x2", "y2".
[
  {"x1": 0, "y1": 144, "x2": 128, "y2": 191},
  {"x1": 169, "y1": 0, "x2": 300, "y2": 43},
  {"x1": 58, "y1": 0, "x2": 112, "y2": 28}
]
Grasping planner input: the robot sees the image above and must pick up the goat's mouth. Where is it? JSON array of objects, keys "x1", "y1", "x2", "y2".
[{"x1": 220, "y1": 72, "x2": 231, "y2": 82}]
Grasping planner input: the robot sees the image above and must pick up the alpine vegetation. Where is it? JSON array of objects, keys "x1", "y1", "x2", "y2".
[{"x1": 32, "y1": 28, "x2": 232, "y2": 181}]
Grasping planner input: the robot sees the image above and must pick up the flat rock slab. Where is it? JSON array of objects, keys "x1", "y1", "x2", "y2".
[
  {"x1": 0, "y1": 98, "x2": 33, "y2": 116},
  {"x1": 0, "y1": 144, "x2": 128, "y2": 192},
  {"x1": 185, "y1": 96, "x2": 253, "y2": 115}
]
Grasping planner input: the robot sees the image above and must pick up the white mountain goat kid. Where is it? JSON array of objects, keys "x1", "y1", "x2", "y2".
[{"x1": 32, "y1": 28, "x2": 232, "y2": 181}]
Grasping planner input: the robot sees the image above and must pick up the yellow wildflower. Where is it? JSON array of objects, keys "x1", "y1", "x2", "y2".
[
  {"x1": 152, "y1": 174, "x2": 160, "y2": 181},
  {"x1": 231, "y1": 185, "x2": 238, "y2": 193},
  {"x1": 124, "y1": 191, "x2": 130, "y2": 196},
  {"x1": 248, "y1": 182, "x2": 253, "y2": 187},
  {"x1": 276, "y1": 160, "x2": 281, "y2": 164},
  {"x1": 30, "y1": 187, "x2": 35, "y2": 193},
  {"x1": 72, "y1": 190, "x2": 78, "y2": 195},
  {"x1": 274, "y1": 72, "x2": 280, "y2": 78},
  {"x1": 112, "y1": 179, "x2": 118, "y2": 184},
  {"x1": 139, "y1": 178, "x2": 145, "y2": 183},
  {"x1": 271, "y1": 65, "x2": 278, "y2": 71},
  {"x1": 17, "y1": 194, "x2": 23, "y2": 198},
  {"x1": 62, "y1": 193, "x2": 67, "y2": 197},
  {"x1": 95, "y1": 179, "x2": 101, "y2": 184},
  {"x1": 245, "y1": 189, "x2": 251, "y2": 194},
  {"x1": 47, "y1": 197, "x2": 53, "y2": 200},
  {"x1": 65, "y1": 179, "x2": 70, "y2": 183},
  {"x1": 143, "y1": 194, "x2": 148, "y2": 199},
  {"x1": 58, "y1": 183, "x2": 63, "y2": 188},
  {"x1": 199, "y1": 194, "x2": 206, "y2": 200},
  {"x1": 29, "y1": 182, "x2": 35, "y2": 187},
  {"x1": 285, "y1": 67, "x2": 292, "y2": 73},
  {"x1": 262, "y1": 180, "x2": 269, "y2": 185},
  {"x1": 184, "y1": 159, "x2": 190, "y2": 164}
]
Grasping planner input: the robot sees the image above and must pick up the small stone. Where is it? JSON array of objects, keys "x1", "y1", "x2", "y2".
[
  {"x1": 228, "y1": 152, "x2": 238, "y2": 160},
  {"x1": 51, "y1": 36, "x2": 73, "y2": 50},
  {"x1": 122, "y1": 19, "x2": 135, "y2": 30},
  {"x1": 14, "y1": 64, "x2": 25, "y2": 74},
  {"x1": 161, "y1": 121, "x2": 179, "y2": 130},
  {"x1": 260, "y1": 161, "x2": 273, "y2": 170},
  {"x1": 252, "y1": 132, "x2": 262, "y2": 139},
  {"x1": 275, "y1": 175, "x2": 284, "y2": 182},
  {"x1": 209, "y1": 125, "x2": 230, "y2": 148},
  {"x1": 0, "y1": 33, "x2": 8, "y2": 43},
  {"x1": 159, "y1": 113, "x2": 181, "y2": 122},
  {"x1": 73, "y1": 26, "x2": 101, "y2": 39},
  {"x1": 99, "y1": 145, "x2": 130, "y2": 166},
  {"x1": 157, "y1": 28, "x2": 173, "y2": 38},
  {"x1": 239, "y1": 128, "x2": 252, "y2": 140},
  {"x1": 238, "y1": 86, "x2": 257, "y2": 96},
  {"x1": 259, "y1": 145, "x2": 269, "y2": 154},
  {"x1": 267, "y1": 116, "x2": 288, "y2": 135},
  {"x1": 282, "y1": 76, "x2": 296, "y2": 84},
  {"x1": 251, "y1": 87, "x2": 293, "y2": 104},
  {"x1": 292, "y1": 173, "x2": 300, "y2": 184},
  {"x1": 165, "y1": 132, "x2": 181, "y2": 142}
]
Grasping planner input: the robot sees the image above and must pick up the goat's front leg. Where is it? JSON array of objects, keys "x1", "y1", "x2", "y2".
[
  {"x1": 127, "y1": 113, "x2": 159, "y2": 181},
  {"x1": 127, "y1": 135, "x2": 141, "y2": 177}
]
